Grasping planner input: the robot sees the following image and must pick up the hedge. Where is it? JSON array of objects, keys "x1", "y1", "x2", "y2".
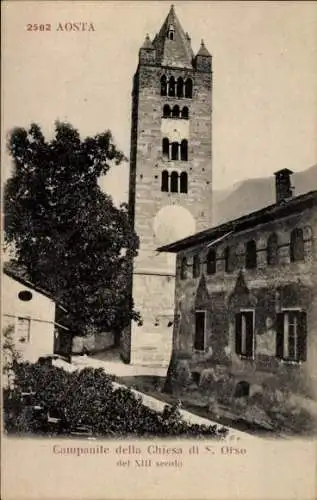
[{"x1": 3, "y1": 361, "x2": 229, "y2": 438}]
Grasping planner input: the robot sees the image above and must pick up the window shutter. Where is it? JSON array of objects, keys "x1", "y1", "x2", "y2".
[
  {"x1": 195, "y1": 312, "x2": 205, "y2": 351},
  {"x1": 235, "y1": 313, "x2": 242, "y2": 355},
  {"x1": 276, "y1": 313, "x2": 284, "y2": 358},
  {"x1": 245, "y1": 311, "x2": 254, "y2": 357},
  {"x1": 298, "y1": 311, "x2": 307, "y2": 362}
]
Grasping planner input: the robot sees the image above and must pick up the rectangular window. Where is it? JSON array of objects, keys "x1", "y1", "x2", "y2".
[
  {"x1": 16, "y1": 317, "x2": 30, "y2": 343},
  {"x1": 276, "y1": 310, "x2": 307, "y2": 362},
  {"x1": 235, "y1": 311, "x2": 254, "y2": 358},
  {"x1": 194, "y1": 311, "x2": 206, "y2": 351}
]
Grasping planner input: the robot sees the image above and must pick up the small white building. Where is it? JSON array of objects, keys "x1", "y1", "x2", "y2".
[{"x1": 2, "y1": 267, "x2": 60, "y2": 363}]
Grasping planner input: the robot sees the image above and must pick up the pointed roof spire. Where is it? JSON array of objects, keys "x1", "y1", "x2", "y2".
[
  {"x1": 152, "y1": 4, "x2": 193, "y2": 68},
  {"x1": 139, "y1": 32, "x2": 156, "y2": 65},
  {"x1": 168, "y1": 4, "x2": 175, "y2": 18},
  {"x1": 141, "y1": 33, "x2": 154, "y2": 50},
  {"x1": 197, "y1": 39, "x2": 211, "y2": 57}
]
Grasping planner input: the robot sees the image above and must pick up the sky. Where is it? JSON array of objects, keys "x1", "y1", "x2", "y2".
[{"x1": 2, "y1": 0, "x2": 317, "y2": 204}]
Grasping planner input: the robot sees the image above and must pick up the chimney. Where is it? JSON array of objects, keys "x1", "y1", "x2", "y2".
[{"x1": 274, "y1": 168, "x2": 294, "y2": 203}]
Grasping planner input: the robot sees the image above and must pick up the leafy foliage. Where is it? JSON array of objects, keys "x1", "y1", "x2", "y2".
[
  {"x1": 246, "y1": 390, "x2": 317, "y2": 435},
  {"x1": 3, "y1": 362, "x2": 229, "y2": 438},
  {"x1": 2, "y1": 325, "x2": 21, "y2": 391},
  {"x1": 4, "y1": 122, "x2": 140, "y2": 334}
]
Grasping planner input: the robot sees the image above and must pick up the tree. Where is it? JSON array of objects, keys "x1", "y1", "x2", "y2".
[{"x1": 4, "y1": 121, "x2": 140, "y2": 335}]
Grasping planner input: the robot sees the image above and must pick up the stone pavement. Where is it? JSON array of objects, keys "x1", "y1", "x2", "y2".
[{"x1": 71, "y1": 354, "x2": 168, "y2": 377}]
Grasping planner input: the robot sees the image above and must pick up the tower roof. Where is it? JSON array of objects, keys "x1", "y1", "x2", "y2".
[
  {"x1": 153, "y1": 5, "x2": 194, "y2": 68},
  {"x1": 197, "y1": 39, "x2": 211, "y2": 57},
  {"x1": 141, "y1": 33, "x2": 154, "y2": 50},
  {"x1": 274, "y1": 168, "x2": 294, "y2": 176}
]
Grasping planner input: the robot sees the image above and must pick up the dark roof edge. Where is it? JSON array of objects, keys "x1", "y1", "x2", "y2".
[
  {"x1": 157, "y1": 190, "x2": 317, "y2": 253},
  {"x1": 3, "y1": 267, "x2": 67, "y2": 312}
]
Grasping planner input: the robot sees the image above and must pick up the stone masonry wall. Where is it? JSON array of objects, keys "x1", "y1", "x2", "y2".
[
  {"x1": 171, "y1": 207, "x2": 317, "y2": 399},
  {"x1": 126, "y1": 56, "x2": 213, "y2": 364},
  {"x1": 130, "y1": 64, "x2": 213, "y2": 259}
]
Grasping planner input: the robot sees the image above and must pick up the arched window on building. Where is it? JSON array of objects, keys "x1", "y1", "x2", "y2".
[
  {"x1": 170, "y1": 171, "x2": 179, "y2": 193},
  {"x1": 161, "y1": 170, "x2": 169, "y2": 192},
  {"x1": 267, "y1": 233, "x2": 278, "y2": 266},
  {"x1": 162, "y1": 137, "x2": 169, "y2": 159},
  {"x1": 180, "y1": 172, "x2": 188, "y2": 193},
  {"x1": 163, "y1": 104, "x2": 171, "y2": 118},
  {"x1": 207, "y1": 248, "x2": 216, "y2": 275},
  {"x1": 180, "y1": 256, "x2": 187, "y2": 280},
  {"x1": 234, "y1": 381, "x2": 250, "y2": 398},
  {"x1": 168, "y1": 76, "x2": 175, "y2": 97},
  {"x1": 193, "y1": 254, "x2": 201, "y2": 278},
  {"x1": 177, "y1": 77, "x2": 184, "y2": 98},
  {"x1": 171, "y1": 142, "x2": 179, "y2": 161},
  {"x1": 185, "y1": 78, "x2": 193, "y2": 98},
  {"x1": 290, "y1": 228, "x2": 304, "y2": 262},
  {"x1": 160, "y1": 75, "x2": 167, "y2": 96},
  {"x1": 224, "y1": 246, "x2": 234, "y2": 273},
  {"x1": 245, "y1": 240, "x2": 257, "y2": 269},
  {"x1": 180, "y1": 139, "x2": 188, "y2": 161},
  {"x1": 172, "y1": 105, "x2": 180, "y2": 118},
  {"x1": 182, "y1": 106, "x2": 189, "y2": 119}
]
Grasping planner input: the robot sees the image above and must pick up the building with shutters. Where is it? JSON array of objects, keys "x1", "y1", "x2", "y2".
[
  {"x1": 121, "y1": 5, "x2": 213, "y2": 365},
  {"x1": 158, "y1": 169, "x2": 317, "y2": 404}
]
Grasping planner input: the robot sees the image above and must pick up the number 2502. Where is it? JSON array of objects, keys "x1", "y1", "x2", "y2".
[{"x1": 26, "y1": 24, "x2": 51, "y2": 32}]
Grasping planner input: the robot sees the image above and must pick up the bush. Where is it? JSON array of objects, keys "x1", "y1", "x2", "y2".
[
  {"x1": 2, "y1": 325, "x2": 21, "y2": 391},
  {"x1": 237, "y1": 387, "x2": 317, "y2": 435},
  {"x1": 262, "y1": 391, "x2": 317, "y2": 434},
  {"x1": 3, "y1": 361, "x2": 229, "y2": 438}
]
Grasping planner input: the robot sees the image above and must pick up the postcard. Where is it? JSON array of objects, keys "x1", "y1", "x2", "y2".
[{"x1": 1, "y1": 1, "x2": 317, "y2": 499}]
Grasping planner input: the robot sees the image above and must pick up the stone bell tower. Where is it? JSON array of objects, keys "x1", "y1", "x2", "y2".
[{"x1": 121, "y1": 5, "x2": 213, "y2": 365}]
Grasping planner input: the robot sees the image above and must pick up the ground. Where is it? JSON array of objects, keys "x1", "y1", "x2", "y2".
[
  {"x1": 63, "y1": 348, "x2": 317, "y2": 437},
  {"x1": 54, "y1": 349, "x2": 261, "y2": 440}
]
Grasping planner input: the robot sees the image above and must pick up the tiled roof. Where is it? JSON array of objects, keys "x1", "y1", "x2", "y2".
[{"x1": 157, "y1": 190, "x2": 317, "y2": 253}]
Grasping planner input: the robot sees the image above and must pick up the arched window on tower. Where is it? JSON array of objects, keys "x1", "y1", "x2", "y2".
[
  {"x1": 267, "y1": 233, "x2": 278, "y2": 266},
  {"x1": 180, "y1": 139, "x2": 188, "y2": 161},
  {"x1": 163, "y1": 104, "x2": 171, "y2": 118},
  {"x1": 171, "y1": 142, "x2": 179, "y2": 161},
  {"x1": 245, "y1": 240, "x2": 257, "y2": 269},
  {"x1": 161, "y1": 170, "x2": 169, "y2": 192},
  {"x1": 167, "y1": 24, "x2": 175, "y2": 40},
  {"x1": 177, "y1": 77, "x2": 184, "y2": 98},
  {"x1": 185, "y1": 78, "x2": 193, "y2": 98},
  {"x1": 180, "y1": 256, "x2": 187, "y2": 280},
  {"x1": 193, "y1": 255, "x2": 201, "y2": 278},
  {"x1": 290, "y1": 228, "x2": 304, "y2": 262},
  {"x1": 180, "y1": 172, "x2": 188, "y2": 193},
  {"x1": 168, "y1": 76, "x2": 175, "y2": 97},
  {"x1": 161, "y1": 75, "x2": 167, "y2": 96},
  {"x1": 207, "y1": 248, "x2": 216, "y2": 275},
  {"x1": 162, "y1": 137, "x2": 169, "y2": 160},
  {"x1": 170, "y1": 171, "x2": 179, "y2": 193},
  {"x1": 172, "y1": 105, "x2": 180, "y2": 118},
  {"x1": 182, "y1": 106, "x2": 189, "y2": 119}
]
